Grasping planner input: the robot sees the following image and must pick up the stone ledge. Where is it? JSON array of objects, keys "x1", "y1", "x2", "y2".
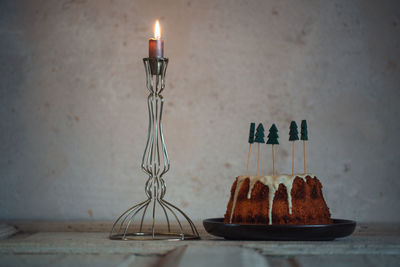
[{"x1": 1, "y1": 220, "x2": 399, "y2": 236}]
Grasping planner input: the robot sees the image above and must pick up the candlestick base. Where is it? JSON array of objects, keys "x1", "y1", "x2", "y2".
[{"x1": 110, "y1": 58, "x2": 199, "y2": 241}]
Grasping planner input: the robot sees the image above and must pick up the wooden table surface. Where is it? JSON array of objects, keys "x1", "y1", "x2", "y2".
[{"x1": 0, "y1": 222, "x2": 399, "y2": 267}]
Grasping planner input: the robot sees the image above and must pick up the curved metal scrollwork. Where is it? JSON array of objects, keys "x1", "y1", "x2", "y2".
[{"x1": 110, "y1": 58, "x2": 199, "y2": 241}]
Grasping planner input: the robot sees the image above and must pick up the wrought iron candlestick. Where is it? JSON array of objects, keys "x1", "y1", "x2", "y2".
[{"x1": 110, "y1": 58, "x2": 199, "y2": 240}]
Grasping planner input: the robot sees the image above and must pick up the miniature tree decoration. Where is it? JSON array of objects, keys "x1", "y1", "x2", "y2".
[
  {"x1": 289, "y1": 121, "x2": 299, "y2": 175},
  {"x1": 254, "y1": 123, "x2": 265, "y2": 176},
  {"x1": 246, "y1": 123, "x2": 256, "y2": 176},
  {"x1": 301, "y1": 120, "x2": 308, "y2": 173},
  {"x1": 266, "y1": 124, "x2": 279, "y2": 176}
]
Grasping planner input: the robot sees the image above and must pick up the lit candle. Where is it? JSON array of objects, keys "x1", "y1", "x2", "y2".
[{"x1": 149, "y1": 20, "x2": 164, "y2": 58}]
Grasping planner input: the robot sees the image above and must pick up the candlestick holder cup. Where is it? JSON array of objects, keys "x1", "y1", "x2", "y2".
[{"x1": 110, "y1": 58, "x2": 199, "y2": 240}]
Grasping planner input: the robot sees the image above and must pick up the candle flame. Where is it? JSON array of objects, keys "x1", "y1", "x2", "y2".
[{"x1": 154, "y1": 20, "x2": 161, "y2": 40}]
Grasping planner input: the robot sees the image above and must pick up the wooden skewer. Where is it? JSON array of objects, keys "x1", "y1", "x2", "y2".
[
  {"x1": 303, "y1": 140, "x2": 307, "y2": 173},
  {"x1": 246, "y1": 143, "x2": 252, "y2": 176},
  {"x1": 257, "y1": 143, "x2": 260, "y2": 176},
  {"x1": 292, "y1": 142, "x2": 295, "y2": 175},
  {"x1": 272, "y1": 145, "x2": 275, "y2": 176}
]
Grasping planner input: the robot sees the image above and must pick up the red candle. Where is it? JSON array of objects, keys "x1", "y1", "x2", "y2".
[{"x1": 149, "y1": 20, "x2": 164, "y2": 58}]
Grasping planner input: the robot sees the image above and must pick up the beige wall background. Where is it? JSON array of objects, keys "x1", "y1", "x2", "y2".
[{"x1": 1, "y1": 0, "x2": 400, "y2": 223}]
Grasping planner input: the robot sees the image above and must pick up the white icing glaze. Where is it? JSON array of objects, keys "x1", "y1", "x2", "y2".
[{"x1": 229, "y1": 173, "x2": 316, "y2": 225}]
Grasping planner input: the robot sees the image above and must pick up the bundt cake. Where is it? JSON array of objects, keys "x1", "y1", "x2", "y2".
[{"x1": 224, "y1": 174, "x2": 332, "y2": 225}]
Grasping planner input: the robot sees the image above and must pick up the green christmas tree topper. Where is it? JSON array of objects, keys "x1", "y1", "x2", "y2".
[
  {"x1": 266, "y1": 124, "x2": 279, "y2": 145},
  {"x1": 301, "y1": 120, "x2": 308, "y2": 141},
  {"x1": 248, "y1": 123, "x2": 255, "y2": 144},
  {"x1": 254, "y1": 123, "x2": 265, "y2": 143},
  {"x1": 289, "y1": 121, "x2": 299, "y2": 141}
]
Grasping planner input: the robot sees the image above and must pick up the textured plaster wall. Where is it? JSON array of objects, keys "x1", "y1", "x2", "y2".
[{"x1": 1, "y1": 0, "x2": 400, "y2": 223}]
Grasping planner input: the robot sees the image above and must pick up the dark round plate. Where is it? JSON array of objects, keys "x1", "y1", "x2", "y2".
[{"x1": 203, "y1": 218, "x2": 356, "y2": 241}]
